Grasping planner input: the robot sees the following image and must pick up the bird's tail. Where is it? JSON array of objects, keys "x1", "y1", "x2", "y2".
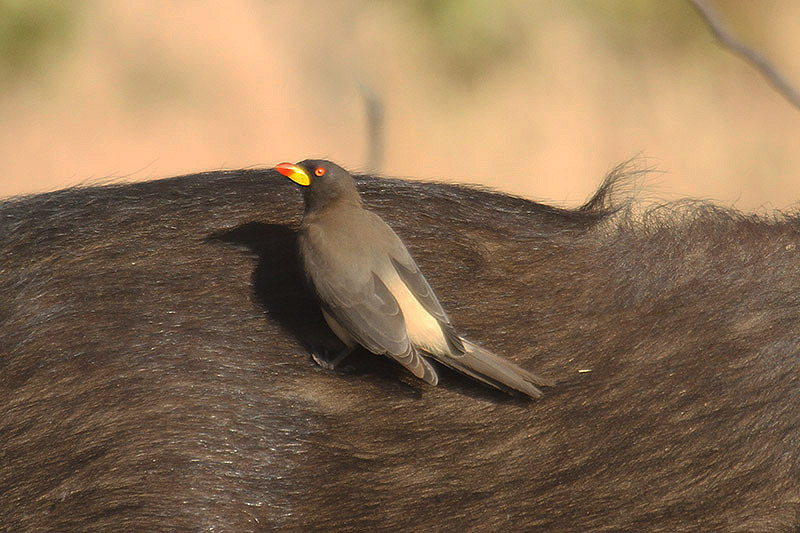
[{"x1": 436, "y1": 339, "x2": 553, "y2": 399}]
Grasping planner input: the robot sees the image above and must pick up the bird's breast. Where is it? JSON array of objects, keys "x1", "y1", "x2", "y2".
[{"x1": 321, "y1": 308, "x2": 357, "y2": 348}]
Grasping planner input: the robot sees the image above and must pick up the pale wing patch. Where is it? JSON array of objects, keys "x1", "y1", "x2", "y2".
[{"x1": 382, "y1": 268, "x2": 449, "y2": 354}]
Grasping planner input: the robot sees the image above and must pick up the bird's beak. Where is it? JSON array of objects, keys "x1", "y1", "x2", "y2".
[{"x1": 275, "y1": 162, "x2": 311, "y2": 186}]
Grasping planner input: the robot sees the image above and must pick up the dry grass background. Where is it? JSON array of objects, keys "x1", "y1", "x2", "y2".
[{"x1": 1, "y1": 0, "x2": 798, "y2": 210}]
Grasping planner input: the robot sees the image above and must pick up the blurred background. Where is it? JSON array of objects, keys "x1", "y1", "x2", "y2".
[{"x1": 1, "y1": 0, "x2": 798, "y2": 209}]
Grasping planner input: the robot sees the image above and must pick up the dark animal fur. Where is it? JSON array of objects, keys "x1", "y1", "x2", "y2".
[{"x1": 2, "y1": 165, "x2": 800, "y2": 531}]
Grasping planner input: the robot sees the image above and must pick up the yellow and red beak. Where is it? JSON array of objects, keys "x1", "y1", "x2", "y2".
[{"x1": 275, "y1": 162, "x2": 311, "y2": 186}]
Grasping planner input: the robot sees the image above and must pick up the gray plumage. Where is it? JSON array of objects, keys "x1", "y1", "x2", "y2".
[{"x1": 276, "y1": 159, "x2": 551, "y2": 398}]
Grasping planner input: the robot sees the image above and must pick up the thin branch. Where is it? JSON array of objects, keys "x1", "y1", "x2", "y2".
[
  {"x1": 357, "y1": 80, "x2": 385, "y2": 172},
  {"x1": 687, "y1": 0, "x2": 800, "y2": 110}
]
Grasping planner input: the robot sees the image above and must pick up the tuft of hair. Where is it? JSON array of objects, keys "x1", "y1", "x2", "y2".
[{"x1": 579, "y1": 157, "x2": 658, "y2": 215}]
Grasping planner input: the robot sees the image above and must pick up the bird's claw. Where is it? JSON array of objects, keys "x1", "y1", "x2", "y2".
[
  {"x1": 310, "y1": 346, "x2": 356, "y2": 373},
  {"x1": 311, "y1": 351, "x2": 337, "y2": 371}
]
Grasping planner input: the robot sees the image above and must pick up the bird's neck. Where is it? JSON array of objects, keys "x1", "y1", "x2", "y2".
[{"x1": 304, "y1": 189, "x2": 362, "y2": 214}]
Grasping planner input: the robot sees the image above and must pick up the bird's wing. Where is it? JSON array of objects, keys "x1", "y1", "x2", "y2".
[
  {"x1": 300, "y1": 227, "x2": 438, "y2": 384},
  {"x1": 389, "y1": 255, "x2": 465, "y2": 354},
  {"x1": 365, "y1": 210, "x2": 465, "y2": 354},
  {"x1": 389, "y1": 255, "x2": 449, "y2": 323}
]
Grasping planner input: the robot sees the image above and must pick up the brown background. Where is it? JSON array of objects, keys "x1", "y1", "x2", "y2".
[{"x1": 1, "y1": 0, "x2": 798, "y2": 209}]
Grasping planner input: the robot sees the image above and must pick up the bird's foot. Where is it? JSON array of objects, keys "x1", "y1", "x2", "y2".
[
  {"x1": 311, "y1": 351, "x2": 337, "y2": 371},
  {"x1": 311, "y1": 346, "x2": 355, "y2": 372}
]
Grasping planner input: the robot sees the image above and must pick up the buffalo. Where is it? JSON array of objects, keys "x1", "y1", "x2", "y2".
[{"x1": 2, "y1": 164, "x2": 799, "y2": 530}]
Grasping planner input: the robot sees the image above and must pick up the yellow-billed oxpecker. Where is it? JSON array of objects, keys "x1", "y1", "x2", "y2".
[{"x1": 276, "y1": 159, "x2": 551, "y2": 398}]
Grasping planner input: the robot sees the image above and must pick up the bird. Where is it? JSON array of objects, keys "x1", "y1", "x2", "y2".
[{"x1": 275, "y1": 159, "x2": 552, "y2": 398}]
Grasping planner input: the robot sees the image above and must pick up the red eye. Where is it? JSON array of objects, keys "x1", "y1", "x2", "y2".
[{"x1": 314, "y1": 167, "x2": 326, "y2": 177}]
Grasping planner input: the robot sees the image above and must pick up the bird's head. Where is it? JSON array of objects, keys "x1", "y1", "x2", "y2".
[{"x1": 275, "y1": 159, "x2": 361, "y2": 212}]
